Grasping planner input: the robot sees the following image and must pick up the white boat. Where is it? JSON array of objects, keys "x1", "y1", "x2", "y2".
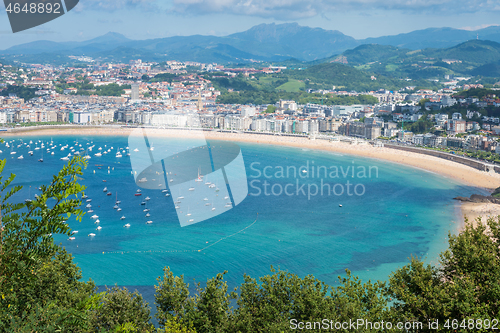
[
  {"x1": 86, "y1": 199, "x2": 92, "y2": 202},
  {"x1": 143, "y1": 208, "x2": 150, "y2": 212},
  {"x1": 87, "y1": 209, "x2": 94, "y2": 213},
  {"x1": 212, "y1": 207, "x2": 216, "y2": 211},
  {"x1": 116, "y1": 152, "x2": 122, "y2": 158},
  {"x1": 86, "y1": 204, "x2": 92, "y2": 208},
  {"x1": 117, "y1": 208, "x2": 122, "y2": 212},
  {"x1": 83, "y1": 155, "x2": 91, "y2": 160},
  {"x1": 146, "y1": 221, "x2": 153, "y2": 224},
  {"x1": 103, "y1": 187, "x2": 107, "y2": 192},
  {"x1": 188, "y1": 219, "x2": 194, "y2": 223},
  {"x1": 145, "y1": 196, "x2": 150, "y2": 201},
  {"x1": 91, "y1": 214, "x2": 99, "y2": 219},
  {"x1": 95, "y1": 152, "x2": 102, "y2": 157},
  {"x1": 60, "y1": 156, "x2": 70, "y2": 161},
  {"x1": 71, "y1": 231, "x2": 78, "y2": 234},
  {"x1": 339, "y1": 204, "x2": 343, "y2": 207},
  {"x1": 133, "y1": 148, "x2": 139, "y2": 152},
  {"x1": 88, "y1": 233, "x2": 96, "y2": 237},
  {"x1": 138, "y1": 178, "x2": 147, "y2": 183},
  {"x1": 162, "y1": 189, "x2": 169, "y2": 193},
  {"x1": 189, "y1": 187, "x2": 195, "y2": 191},
  {"x1": 177, "y1": 196, "x2": 184, "y2": 200},
  {"x1": 68, "y1": 237, "x2": 76, "y2": 240},
  {"x1": 120, "y1": 216, "x2": 126, "y2": 220},
  {"x1": 94, "y1": 219, "x2": 100, "y2": 224},
  {"x1": 113, "y1": 204, "x2": 119, "y2": 209},
  {"x1": 17, "y1": 155, "x2": 23, "y2": 159},
  {"x1": 123, "y1": 223, "x2": 130, "y2": 227},
  {"x1": 165, "y1": 193, "x2": 171, "y2": 197},
  {"x1": 28, "y1": 151, "x2": 33, "y2": 155},
  {"x1": 145, "y1": 213, "x2": 151, "y2": 217},
  {"x1": 175, "y1": 205, "x2": 180, "y2": 209},
  {"x1": 96, "y1": 226, "x2": 102, "y2": 230},
  {"x1": 10, "y1": 151, "x2": 16, "y2": 155}
]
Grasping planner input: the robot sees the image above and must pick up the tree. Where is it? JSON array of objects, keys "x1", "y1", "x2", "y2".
[
  {"x1": 89, "y1": 285, "x2": 153, "y2": 332},
  {"x1": 388, "y1": 216, "x2": 500, "y2": 331},
  {"x1": 0, "y1": 156, "x2": 96, "y2": 331}
]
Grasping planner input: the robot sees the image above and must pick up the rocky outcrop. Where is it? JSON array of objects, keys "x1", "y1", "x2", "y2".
[{"x1": 454, "y1": 194, "x2": 500, "y2": 204}]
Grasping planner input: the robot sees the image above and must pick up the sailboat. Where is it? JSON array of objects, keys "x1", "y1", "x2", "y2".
[
  {"x1": 38, "y1": 149, "x2": 43, "y2": 162},
  {"x1": 195, "y1": 167, "x2": 203, "y2": 182}
]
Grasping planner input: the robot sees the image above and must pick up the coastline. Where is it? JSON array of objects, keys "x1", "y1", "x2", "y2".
[{"x1": 4, "y1": 126, "x2": 500, "y2": 230}]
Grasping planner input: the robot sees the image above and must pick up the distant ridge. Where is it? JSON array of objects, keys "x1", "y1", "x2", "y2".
[{"x1": 2, "y1": 23, "x2": 500, "y2": 64}]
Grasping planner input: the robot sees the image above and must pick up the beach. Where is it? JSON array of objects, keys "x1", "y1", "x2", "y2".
[{"x1": 4, "y1": 126, "x2": 500, "y2": 228}]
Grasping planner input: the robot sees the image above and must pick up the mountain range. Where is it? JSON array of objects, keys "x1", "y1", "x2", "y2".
[{"x1": 2, "y1": 23, "x2": 500, "y2": 68}]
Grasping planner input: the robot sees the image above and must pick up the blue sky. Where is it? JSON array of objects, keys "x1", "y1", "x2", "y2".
[{"x1": 0, "y1": 0, "x2": 499, "y2": 49}]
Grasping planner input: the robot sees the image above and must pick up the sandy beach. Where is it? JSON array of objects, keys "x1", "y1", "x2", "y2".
[
  {"x1": 460, "y1": 202, "x2": 500, "y2": 229},
  {"x1": 4, "y1": 126, "x2": 500, "y2": 229}
]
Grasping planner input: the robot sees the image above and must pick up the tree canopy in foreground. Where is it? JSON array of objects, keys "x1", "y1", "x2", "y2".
[{"x1": 0, "y1": 153, "x2": 499, "y2": 332}]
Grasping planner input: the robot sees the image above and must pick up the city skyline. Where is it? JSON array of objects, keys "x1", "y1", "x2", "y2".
[{"x1": 0, "y1": 0, "x2": 499, "y2": 49}]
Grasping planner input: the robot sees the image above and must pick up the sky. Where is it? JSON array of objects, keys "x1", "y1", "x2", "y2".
[{"x1": 0, "y1": 0, "x2": 499, "y2": 49}]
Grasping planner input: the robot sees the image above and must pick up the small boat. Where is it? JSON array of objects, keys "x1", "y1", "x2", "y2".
[
  {"x1": 141, "y1": 201, "x2": 146, "y2": 205},
  {"x1": 95, "y1": 152, "x2": 102, "y2": 157},
  {"x1": 68, "y1": 237, "x2": 76, "y2": 240},
  {"x1": 177, "y1": 196, "x2": 184, "y2": 200},
  {"x1": 138, "y1": 177, "x2": 147, "y2": 183},
  {"x1": 212, "y1": 207, "x2": 216, "y2": 211},
  {"x1": 113, "y1": 204, "x2": 119, "y2": 209},
  {"x1": 88, "y1": 233, "x2": 96, "y2": 237},
  {"x1": 135, "y1": 193, "x2": 142, "y2": 196},
  {"x1": 162, "y1": 189, "x2": 169, "y2": 193},
  {"x1": 86, "y1": 204, "x2": 92, "y2": 208},
  {"x1": 123, "y1": 223, "x2": 130, "y2": 227},
  {"x1": 188, "y1": 219, "x2": 194, "y2": 223},
  {"x1": 87, "y1": 209, "x2": 94, "y2": 213},
  {"x1": 28, "y1": 151, "x2": 33, "y2": 155},
  {"x1": 339, "y1": 204, "x2": 342, "y2": 207},
  {"x1": 175, "y1": 205, "x2": 180, "y2": 209},
  {"x1": 146, "y1": 221, "x2": 153, "y2": 224},
  {"x1": 86, "y1": 199, "x2": 92, "y2": 202},
  {"x1": 120, "y1": 216, "x2": 126, "y2": 220},
  {"x1": 143, "y1": 208, "x2": 150, "y2": 212},
  {"x1": 61, "y1": 156, "x2": 70, "y2": 161},
  {"x1": 17, "y1": 155, "x2": 23, "y2": 159},
  {"x1": 82, "y1": 194, "x2": 88, "y2": 199},
  {"x1": 106, "y1": 192, "x2": 112, "y2": 196},
  {"x1": 133, "y1": 148, "x2": 139, "y2": 152},
  {"x1": 71, "y1": 231, "x2": 78, "y2": 234},
  {"x1": 145, "y1": 196, "x2": 150, "y2": 201},
  {"x1": 96, "y1": 226, "x2": 102, "y2": 230},
  {"x1": 165, "y1": 193, "x2": 170, "y2": 197},
  {"x1": 189, "y1": 187, "x2": 195, "y2": 191},
  {"x1": 136, "y1": 189, "x2": 141, "y2": 193},
  {"x1": 117, "y1": 208, "x2": 122, "y2": 212},
  {"x1": 95, "y1": 219, "x2": 100, "y2": 224},
  {"x1": 91, "y1": 214, "x2": 99, "y2": 219},
  {"x1": 145, "y1": 213, "x2": 151, "y2": 217},
  {"x1": 103, "y1": 187, "x2": 108, "y2": 192}
]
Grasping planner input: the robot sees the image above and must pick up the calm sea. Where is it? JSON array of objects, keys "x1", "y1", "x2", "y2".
[{"x1": 4, "y1": 134, "x2": 481, "y2": 305}]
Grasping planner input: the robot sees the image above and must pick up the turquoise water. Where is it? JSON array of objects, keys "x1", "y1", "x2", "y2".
[{"x1": 4, "y1": 135, "x2": 479, "y2": 291}]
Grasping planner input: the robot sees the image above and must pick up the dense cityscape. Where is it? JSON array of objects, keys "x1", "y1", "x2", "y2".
[{"x1": 1, "y1": 58, "x2": 500, "y2": 161}]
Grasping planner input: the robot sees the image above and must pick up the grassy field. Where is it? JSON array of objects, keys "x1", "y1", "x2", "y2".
[{"x1": 276, "y1": 79, "x2": 305, "y2": 92}]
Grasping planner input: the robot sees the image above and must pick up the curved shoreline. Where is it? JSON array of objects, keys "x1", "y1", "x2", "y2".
[{"x1": 4, "y1": 126, "x2": 500, "y2": 228}]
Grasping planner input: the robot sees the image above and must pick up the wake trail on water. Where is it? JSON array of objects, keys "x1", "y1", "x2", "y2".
[{"x1": 101, "y1": 214, "x2": 259, "y2": 255}]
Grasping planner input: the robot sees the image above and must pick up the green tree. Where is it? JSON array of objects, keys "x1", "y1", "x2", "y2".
[{"x1": 89, "y1": 285, "x2": 153, "y2": 332}]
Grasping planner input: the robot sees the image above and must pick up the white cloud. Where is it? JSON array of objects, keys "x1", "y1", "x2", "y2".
[
  {"x1": 460, "y1": 23, "x2": 500, "y2": 31},
  {"x1": 169, "y1": 0, "x2": 500, "y2": 19},
  {"x1": 74, "y1": 0, "x2": 159, "y2": 12}
]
